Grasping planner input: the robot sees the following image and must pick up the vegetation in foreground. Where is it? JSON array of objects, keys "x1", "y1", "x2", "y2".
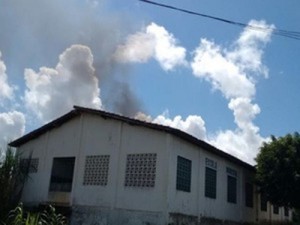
[
  {"x1": 0, "y1": 148, "x2": 30, "y2": 220},
  {"x1": 1, "y1": 204, "x2": 67, "y2": 225}
]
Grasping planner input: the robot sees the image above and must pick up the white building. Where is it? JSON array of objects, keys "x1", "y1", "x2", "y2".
[{"x1": 9, "y1": 106, "x2": 292, "y2": 225}]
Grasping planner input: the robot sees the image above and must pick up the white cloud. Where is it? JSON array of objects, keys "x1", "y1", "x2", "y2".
[
  {"x1": 227, "y1": 20, "x2": 274, "y2": 78},
  {"x1": 153, "y1": 113, "x2": 207, "y2": 141},
  {"x1": 209, "y1": 97, "x2": 266, "y2": 164},
  {"x1": 24, "y1": 45, "x2": 101, "y2": 122},
  {"x1": 114, "y1": 22, "x2": 187, "y2": 71},
  {"x1": 0, "y1": 52, "x2": 14, "y2": 100},
  {"x1": 191, "y1": 20, "x2": 273, "y2": 164},
  {"x1": 191, "y1": 20, "x2": 273, "y2": 100},
  {"x1": 191, "y1": 39, "x2": 255, "y2": 99},
  {"x1": 0, "y1": 111, "x2": 25, "y2": 155}
]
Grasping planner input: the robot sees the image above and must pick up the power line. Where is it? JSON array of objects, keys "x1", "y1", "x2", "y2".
[{"x1": 139, "y1": 0, "x2": 300, "y2": 40}]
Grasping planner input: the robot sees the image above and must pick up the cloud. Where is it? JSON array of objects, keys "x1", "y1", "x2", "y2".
[
  {"x1": 24, "y1": 45, "x2": 101, "y2": 122},
  {"x1": 153, "y1": 113, "x2": 207, "y2": 141},
  {"x1": 0, "y1": 111, "x2": 25, "y2": 155},
  {"x1": 191, "y1": 20, "x2": 273, "y2": 164},
  {"x1": 227, "y1": 20, "x2": 274, "y2": 78},
  {"x1": 191, "y1": 39, "x2": 255, "y2": 99},
  {"x1": 114, "y1": 22, "x2": 187, "y2": 71},
  {"x1": 0, "y1": 52, "x2": 14, "y2": 100},
  {"x1": 191, "y1": 20, "x2": 273, "y2": 100},
  {"x1": 210, "y1": 98, "x2": 266, "y2": 164}
]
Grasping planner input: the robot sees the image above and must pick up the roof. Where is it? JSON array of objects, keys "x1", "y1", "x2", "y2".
[{"x1": 9, "y1": 106, "x2": 255, "y2": 171}]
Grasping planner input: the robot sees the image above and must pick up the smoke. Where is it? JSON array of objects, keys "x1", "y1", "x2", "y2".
[
  {"x1": 0, "y1": 1, "x2": 275, "y2": 165},
  {"x1": 0, "y1": 0, "x2": 142, "y2": 117}
]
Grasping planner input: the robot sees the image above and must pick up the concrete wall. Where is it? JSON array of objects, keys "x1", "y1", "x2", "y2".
[
  {"x1": 18, "y1": 112, "x2": 292, "y2": 225},
  {"x1": 166, "y1": 135, "x2": 257, "y2": 223},
  {"x1": 19, "y1": 113, "x2": 169, "y2": 224}
]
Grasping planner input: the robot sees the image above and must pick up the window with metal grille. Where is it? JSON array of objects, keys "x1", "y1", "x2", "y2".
[
  {"x1": 83, "y1": 155, "x2": 110, "y2": 186},
  {"x1": 176, "y1": 156, "x2": 192, "y2": 192},
  {"x1": 284, "y1": 207, "x2": 289, "y2": 217},
  {"x1": 273, "y1": 205, "x2": 279, "y2": 214},
  {"x1": 245, "y1": 182, "x2": 253, "y2": 207},
  {"x1": 260, "y1": 193, "x2": 268, "y2": 211},
  {"x1": 227, "y1": 175, "x2": 237, "y2": 203},
  {"x1": 20, "y1": 158, "x2": 39, "y2": 173},
  {"x1": 124, "y1": 153, "x2": 157, "y2": 187},
  {"x1": 205, "y1": 167, "x2": 217, "y2": 199}
]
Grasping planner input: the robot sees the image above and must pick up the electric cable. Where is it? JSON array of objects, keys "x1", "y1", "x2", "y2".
[{"x1": 139, "y1": 0, "x2": 300, "y2": 40}]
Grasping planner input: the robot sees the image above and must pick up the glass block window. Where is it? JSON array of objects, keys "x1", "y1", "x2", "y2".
[
  {"x1": 260, "y1": 192, "x2": 268, "y2": 211},
  {"x1": 124, "y1": 153, "x2": 157, "y2": 187},
  {"x1": 284, "y1": 207, "x2": 289, "y2": 217},
  {"x1": 227, "y1": 176, "x2": 237, "y2": 203},
  {"x1": 273, "y1": 205, "x2": 279, "y2": 214},
  {"x1": 245, "y1": 182, "x2": 254, "y2": 208},
  {"x1": 20, "y1": 158, "x2": 39, "y2": 173},
  {"x1": 83, "y1": 155, "x2": 110, "y2": 186},
  {"x1": 176, "y1": 156, "x2": 192, "y2": 192},
  {"x1": 205, "y1": 167, "x2": 217, "y2": 199}
]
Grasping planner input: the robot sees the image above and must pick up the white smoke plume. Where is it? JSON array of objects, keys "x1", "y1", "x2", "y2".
[
  {"x1": 24, "y1": 45, "x2": 101, "y2": 122},
  {"x1": 114, "y1": 22, "x2": 187, "y2": 71},
  {"x1": 0, "y1": 111, "x2": 25, "y2": 156},
  {"x1": 191, "y1": 20, "x2": 274, "y2": 164},
  {"x1": 0, "y1": 52, "x2": 14, "y2": 101}
]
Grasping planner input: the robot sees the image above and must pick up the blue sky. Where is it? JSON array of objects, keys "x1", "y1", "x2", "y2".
[{"x1": 0, "y1": 0, "x2": 299, "y2": 164}]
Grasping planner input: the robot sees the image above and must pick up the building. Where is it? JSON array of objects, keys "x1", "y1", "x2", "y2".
[{"x1": 9, "y1": 106, "x2": 292, "y2": 225}]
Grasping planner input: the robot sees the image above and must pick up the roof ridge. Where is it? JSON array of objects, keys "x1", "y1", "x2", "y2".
[{"x1": 9, "y1": 105, "x2": 255, "y2": 170}]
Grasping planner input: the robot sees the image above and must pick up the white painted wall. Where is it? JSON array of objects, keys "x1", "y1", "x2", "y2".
[
  {"x1": 166, "y1": 135, "x2": 258, "y2": 223},
  {"x1": 17, "y1": 112, "x2": 292, "y2": 224}
]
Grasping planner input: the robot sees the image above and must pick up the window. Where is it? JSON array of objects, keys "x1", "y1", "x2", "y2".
[
  {"x1": 49, "y1": 157, "x2": 75, "y2": 192},
  {"x1": 205, "y1": 167, "x2": 217, "y2": 198},
  {"x1": 20, "y1": 158, "x2": 39, "y2": 173},
  {"x1": 273, "y1": 205, "x2": 279, "y2": 214},
  {"x1": 124, "y1": 153, "x2": 157, "y2": 187},
  {"x1": 205, "y1": 158, "x2": 217, "y2": 199},
  {"x1": 284, "y1": 207, "x2": 289, "y2": 217},
  {"x1": 83, "y1": 155, "x2": 110, "y2": 186},
  {"x1": 245, "y1": 182, "x2": 253, "y2": 207},
  {"x1": 260, "y1": 192, "x2": 268, "y2": 211},
  {"x1": 227, "y1": 176, "x2": 237, "y2": 203},
  {"x1": 176, "y1": 156, "x2": 192, "y2": 192},
  {"x1": 227, "y1": 167, "x2": 237, "y2": 203}
]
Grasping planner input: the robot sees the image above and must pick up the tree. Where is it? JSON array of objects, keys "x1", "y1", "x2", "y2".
[
  {"x1": 0, "y1": 148, "x2": 30, "y2": 221},
  {"x1": 255, "y1": 132, "x2": 300, "y2": 208}
]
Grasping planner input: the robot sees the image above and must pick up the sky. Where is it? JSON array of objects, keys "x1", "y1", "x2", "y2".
[{"x1": 0, "y1": 0, "x2": 299, "y2": 164}]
